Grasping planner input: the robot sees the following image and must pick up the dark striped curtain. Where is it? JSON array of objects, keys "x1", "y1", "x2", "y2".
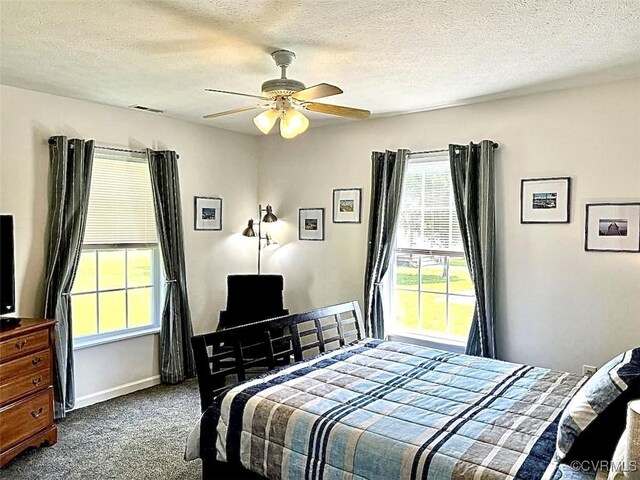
[
  {"x1": 364, "y1": 149, "x2": 409, "y2": 339},
  {"x1": 43, "y1": 136, "x2": 94, "y2": 418},
  {"x1": 449, "y1": 141, "x2": 497, "y2": 358},
  {"x1": 147, "y1": 149, "x2": 195, "y2": 383}
]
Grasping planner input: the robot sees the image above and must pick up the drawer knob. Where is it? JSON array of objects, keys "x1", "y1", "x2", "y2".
[
  {"x1": 15, "y1": 340, "x2": 27, "y2": 350},
  {"x1": 32, "y1": 356, "x2": 42, "y2": 366},
  {"x1": 31, "y1": 407, "x2": 44, "y2": 418},
  {"x1": 32, "y1": 376, "x2": 43, "y2": 386}
]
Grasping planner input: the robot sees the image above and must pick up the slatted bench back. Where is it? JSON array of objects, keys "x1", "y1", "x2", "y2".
[{"x1": 191, "y1": 300, "x2": 365, "y2": 412}]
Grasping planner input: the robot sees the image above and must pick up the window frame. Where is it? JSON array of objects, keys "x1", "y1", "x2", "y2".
[
  {"x1": 387, "y1": 152, "x2": 474, "y2": 346},
  {"x1": 72, "y1": 244, "x2": 163, "y2": 349},
  {"x1": 71, "y1": 150, "x2": 163, "y2": 349}
]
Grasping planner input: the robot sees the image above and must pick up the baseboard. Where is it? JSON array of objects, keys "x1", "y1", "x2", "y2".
[{"x1": 72, "y1": 375, "x2": 161, "y2": 410}]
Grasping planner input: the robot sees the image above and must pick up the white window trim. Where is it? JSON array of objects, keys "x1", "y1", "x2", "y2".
[
  {"x1": 385, "y1": 151, "x2": 473, "y2": 349},
  {"x1": 73, "y1": 325, "x2": 160, "y2": 350},
  {"x1": 387, "y1": 332, "x2": 466, "y2": 353},
  {"x1": 71, "y1": 244, "x2": 164, "y2": 347},
  {"x1": 385, "y1": 252, "x2": 471, "y2": 348},
  {"x1": 71, "y1": 148, "x2": 164, "y2": 345}
]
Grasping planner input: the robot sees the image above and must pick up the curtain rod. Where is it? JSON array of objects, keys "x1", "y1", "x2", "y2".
[
  {"x1": 46, "y1": 139, "x2": 179, "y2": 159},
  {"x1": 95, "y1": 145, "x2": 180, "y2": 159},
  {"x1": 95, "y1": 145, "x2": 147, "y2": 155},
  {"x1": 410, "y1": 142, "x2": 499, "y2": 156}
]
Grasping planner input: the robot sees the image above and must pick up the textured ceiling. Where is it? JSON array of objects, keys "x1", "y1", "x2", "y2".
[{"x1": 1, "y1": 0, "x2": 639, "y2": 135}]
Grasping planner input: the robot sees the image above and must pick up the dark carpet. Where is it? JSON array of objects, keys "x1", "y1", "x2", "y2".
[{"x1": 4, "y1": 379, "x2": 203, "y2": 479}]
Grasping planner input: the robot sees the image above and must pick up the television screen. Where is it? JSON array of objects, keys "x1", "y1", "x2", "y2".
[{"x1": 0, "y1": 215, "x2": 15, "y2": 315}]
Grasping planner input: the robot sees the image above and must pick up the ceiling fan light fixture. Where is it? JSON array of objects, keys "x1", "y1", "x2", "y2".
[
  {"x1": 203, "y1": 50, "x2": 371, "y2": 135},
  {"x1": 253, "y1": 108, "x2": 279, "y2": 134},
  {"x1": 280, "y1": 107, "x2": 309, "y2": 139}
]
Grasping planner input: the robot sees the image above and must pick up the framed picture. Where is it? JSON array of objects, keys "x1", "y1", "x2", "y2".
[
  {"x1": 194, "y1": 196, "x2": 222, "y2": 231},
  {"x1": 333, "y1": 188, "x2": 362, "y2": 223},
  {"x1": 299, "y1": 208, "x2": 325, "y2": 241},
  {"x1": 585, "y1": 203, "x2": 640, "y2": 253},
  {"x1": 520, "y1": 177, "x2": 571, "y2": 224}
]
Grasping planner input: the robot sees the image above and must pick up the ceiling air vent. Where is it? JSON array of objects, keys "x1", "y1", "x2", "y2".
[{"x1": 128, "y1": 105, "x2": 164, "y2": 114}]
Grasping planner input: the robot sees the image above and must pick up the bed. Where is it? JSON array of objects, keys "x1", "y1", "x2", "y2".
[{"x1": 185, "y1": 301, "x2": 594, "y2": 480}]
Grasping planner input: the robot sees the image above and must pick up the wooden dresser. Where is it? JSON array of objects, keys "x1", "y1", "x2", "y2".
[{"x1": 0, "y1": 318, "x2": 57, "y2": 467}]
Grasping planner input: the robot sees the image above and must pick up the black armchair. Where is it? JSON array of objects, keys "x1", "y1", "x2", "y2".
[
  {"x1": 216, "y1": 274, "x2": 290, "y2": 370},
  {"x1": 218, "y1": 274, "x2": 288, "y2": 330}
]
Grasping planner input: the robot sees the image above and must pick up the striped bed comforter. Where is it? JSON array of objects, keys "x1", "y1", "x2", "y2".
[{"x1": 192, "y1": 339, "x2": 589, "y2": 480}]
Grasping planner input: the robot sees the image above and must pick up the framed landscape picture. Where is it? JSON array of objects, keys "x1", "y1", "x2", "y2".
[
  {"x1": 194, "y1": 196, "x2": 222, "y2": 231},
  {"x1": 333, "y1": 188, "x2": 362, "y2": 223},
  {"x1": 585, "y1": 203, "x2": 640, "y2": 253},
  {"x1": 520, "y1": 177, "x2": 571, "y2": 224},
  {"x1": 299, "y1": 208, "x2": 325, "y2": 241}
]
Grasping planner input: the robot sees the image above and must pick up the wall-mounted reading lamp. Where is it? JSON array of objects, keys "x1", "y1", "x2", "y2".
[{"x1": 242, "y1": 204, "x2": 278, "y2": 274}]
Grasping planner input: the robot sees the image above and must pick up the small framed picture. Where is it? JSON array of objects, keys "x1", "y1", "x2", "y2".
[
  {"x1": 194, "y1": 196, "x2": 222, "y2": 231},
  {"x1": 585, "y1": 203, "x2": 640, "y2": 253},
  {"x1": 299, "y1": 208, "x2": 325, "y2": 241},
  {"x1": 333, "y1": 188, "x2": 362, "y2": 223},
  {"x1": 520, "y1": 177, "x2": 571, "y2": 224}
]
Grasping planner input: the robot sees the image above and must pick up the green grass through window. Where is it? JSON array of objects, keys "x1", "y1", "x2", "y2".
[
  {"x1": 71, "y1": 248, "x2": 156, "y2": 338},
  {"x1": 395, "y1": 260, "x2": 475, "y2": 339}
]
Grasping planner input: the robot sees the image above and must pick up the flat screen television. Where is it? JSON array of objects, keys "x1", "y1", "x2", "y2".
[{"x1": 1, "y1": 214, "x2": 16, "y2": 316}]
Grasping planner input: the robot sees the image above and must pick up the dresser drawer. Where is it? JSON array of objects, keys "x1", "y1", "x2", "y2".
[
  {"x1": 0, "y1": 367, "x2": 50, "y2": 407},
  {"x1": 0, "y1": 330, "x2": 49, "y2": 362},
  {"x1": 0, "y1": 349, "x2": 51, "y2": 382},
  {"x1": 0, "y1": 387, "x2": 53, "y2": 451}
]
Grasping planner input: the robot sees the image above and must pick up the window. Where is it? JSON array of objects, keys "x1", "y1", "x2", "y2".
[
  {"x1": 390, "y1": 152, "x2": 475, "y2": 343},
  {"x1": 71, "y1": 151, "x2": 161, "y2": 344}
]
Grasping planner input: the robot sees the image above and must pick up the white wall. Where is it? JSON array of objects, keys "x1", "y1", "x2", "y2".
[
  {"x1": 1, "y1": 78, "x2": 638, "y2": 402},
  {"x1": 0, "y1": 85, "x2": 259, "y2": 402},
  {"x1": 258, "y1": 79, "x2": 640, "y2": 374}
]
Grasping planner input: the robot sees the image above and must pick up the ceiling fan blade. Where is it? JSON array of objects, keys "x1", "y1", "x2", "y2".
[
  {"x1": 291, "y1": 83, "x2": 343, "y2": 101},
  {"x1": 205, "y1": 89, "x2": 268, "y2": 100},
  {"x1": 203, "y1": 105, "x2": 262, "y2": 119},
  {"x1": 303, "y1": 102, "x2": 371, "y2": 120}
]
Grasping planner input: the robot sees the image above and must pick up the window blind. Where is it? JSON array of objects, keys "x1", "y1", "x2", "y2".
[
  {"x1": 83, "y1": 154, "x2": 157, "y2": 245},
  {"x1": 396, "y1": 156, "x2": 463, "y2": 251}
]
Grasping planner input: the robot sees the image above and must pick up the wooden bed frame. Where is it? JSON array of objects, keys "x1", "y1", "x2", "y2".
[{"x1": 191, "y1": 300, "x2": 365, "y2": 479}]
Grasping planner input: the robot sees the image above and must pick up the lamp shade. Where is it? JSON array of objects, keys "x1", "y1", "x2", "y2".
[
  {"x1": 280, "y1": 108, "x2": 309, "y2": 139},
  {"x1": 242, "y1": 219, "x2": 256, "y2": 237},
  {"x1": 253, "y1": 109, "x2": 279, "y2": 135},
  {"x1": 262, "y1": 205, "x2": 278, "y2": 223}
]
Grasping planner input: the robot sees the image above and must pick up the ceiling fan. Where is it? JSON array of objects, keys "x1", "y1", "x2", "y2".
[{"x1": 203, "y1": 50, "x2": 371, "y2": 139}]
